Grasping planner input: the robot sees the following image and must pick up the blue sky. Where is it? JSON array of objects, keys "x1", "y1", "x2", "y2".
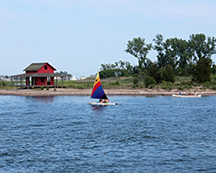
[{"x1": 1, "y1": 0, "x2": 216, "y2": 78}]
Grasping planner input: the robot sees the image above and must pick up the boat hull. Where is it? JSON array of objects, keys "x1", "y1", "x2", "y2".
[
  {"x1": 172, "y1": 94, "x2": 201, "y2": 98},
  {"x1": 88, "y1": 102, "x2": 118, "y2": 106}
]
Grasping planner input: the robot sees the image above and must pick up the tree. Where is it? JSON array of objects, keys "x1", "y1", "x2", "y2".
[
  {"x1": 212, "y1": 64, "x2": 216, "y2": 74},
  {"x1": 147, "y1": 63, "x2": 161, "y2": 83},
  {"x1": 154, "y1": 34, "x2": 193, "y2": 75},
  {"x1": 161, "y1": 65, "x2": 175, "y2": 83},
  {"x1": 189, "y1": 33, "x2": 216, "y2": 62},
  {"x1": 168, "y1": 38, "x2": 192, "y2": 75},
  {"x1": 192, "y1": 58, "x2": 211, "y2": 83},
  {"x1": 100, "y1": 61, "x2": 134, "y2": 78},
  {"x1": 153, "y1": 34, "x2": 177, "y2": 69},
  {"x1": 125, "y1": 37, "x2": 152, "y2": 74},
  {"x1": 153, "y1": 34, "x2": 165, "y2": 68},
  {"x1": 144, "y1": 76, "x2": 156, "y2": 88}
]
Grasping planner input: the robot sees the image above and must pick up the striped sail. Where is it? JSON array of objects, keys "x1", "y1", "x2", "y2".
[{"x1": 90, "y1": 72, "x2": 108, "y2": 99}]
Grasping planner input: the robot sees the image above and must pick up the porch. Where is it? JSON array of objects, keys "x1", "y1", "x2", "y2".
[{"x1": 10, "y1": 73, "x2": 70, "y2": 89}]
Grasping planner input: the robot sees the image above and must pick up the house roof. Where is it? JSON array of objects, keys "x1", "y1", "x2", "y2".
[{"x1": 23, "y1": 62, "x2": 56, "y2": 71}]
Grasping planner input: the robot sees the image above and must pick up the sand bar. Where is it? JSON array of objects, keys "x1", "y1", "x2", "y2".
[{"x1": 1, "y1": 88, "x2": 216, "y2": 96}]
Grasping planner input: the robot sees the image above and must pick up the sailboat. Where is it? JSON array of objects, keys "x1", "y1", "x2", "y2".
[{"x1": 88, "y1": 72, "x2": 117, "y2": 106}]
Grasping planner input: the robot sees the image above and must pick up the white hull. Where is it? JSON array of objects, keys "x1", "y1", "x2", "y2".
[
  {"x1": 88, "y1": 102, "x2": 118, "y2": 106},
  {"x1": 172, "y1": 94, "x2": 201, "y2": 98}
]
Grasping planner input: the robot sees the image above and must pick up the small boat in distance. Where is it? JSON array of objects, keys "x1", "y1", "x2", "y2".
[
  {"x1": 88, "y1": 72, "x2": 118, "y2": 106},
  {"x1": 172, "y1": 93, "x2": 201, "y2": 98}
]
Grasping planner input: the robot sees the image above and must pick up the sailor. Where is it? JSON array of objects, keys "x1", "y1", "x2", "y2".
[
  {"x1": 99, "y1": 98, "x2": 110, "y2": 103},
  {"x1": 104, "y1": 98, "x2": 110, "y2": 103},
  {"x1": 99, "y1": 99, "x2": 103, "y2": 103}
]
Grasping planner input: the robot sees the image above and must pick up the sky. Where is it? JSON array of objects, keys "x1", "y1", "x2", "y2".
[{"x1": 0, "y1": 0, "x2": 216, "y2": 78}]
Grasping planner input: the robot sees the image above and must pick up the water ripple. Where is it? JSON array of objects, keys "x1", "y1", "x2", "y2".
[{"x1": 0, "y1": 95, "x2": 216, "y2": 172}]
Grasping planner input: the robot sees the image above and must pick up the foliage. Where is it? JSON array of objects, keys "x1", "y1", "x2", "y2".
[
  {"x1": 161, "y1": 65, "x2": 175, "y2": 83},
  {"x1": 125, "y1": 37, "x2": 152, "y2": 74},
  {"x1": 212, "y1": 64, "x2": 216, "y2": 74},
  {"x1": 100, "y1": 61, "x2": 134, "y2": 78},
  {"x1": 147, "y1": 63, "x2": 161, "y2": 83},
  {"x1": 144, "y1": 76, "x2": 156, "y2": 88},
  {"x1": 192, "y1": 58, "x2": 211, "y2": 83},
  {"x1": 189, "y1": 33, "x2": 216, "y2": 62},
  {"x1": 99, "y1": 69, "x2": 116, "y2": 78},
  {"x1": 153, "y1": 33, "x2": 216, "y2": 76},
  {"x1": 109, "y1": 81, "x2": 120, "y2": 86},
  {"x1": 133, "y1": 77, "x2": 138, "y2": 87},
  {"x1": 70, "y1": 33, "x2": 216, "y2": 86},
  {"x1": 56, "y1": 71, "x2": 72, "y2": 76}
]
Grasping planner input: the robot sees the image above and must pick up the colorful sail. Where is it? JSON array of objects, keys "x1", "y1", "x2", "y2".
[{"x1": 91, "y1": 72, "x2": 108, "y2": 99}]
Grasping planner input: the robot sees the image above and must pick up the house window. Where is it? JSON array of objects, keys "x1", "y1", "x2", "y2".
[
  {"x1": 41, "y1": 77, "x2": 44, "y2": 83},
  {"x1": 44, "y1": 65, "x2": 47, "y2": 70}
]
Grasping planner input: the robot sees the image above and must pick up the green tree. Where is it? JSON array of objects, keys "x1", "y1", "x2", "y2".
[
  {"x1": 144, "y1": 76, "x2": 156, "y2": 88},
  {"x1": 212, "y1": 64, "x2": 216, "y2": 74},
  {"x1": 100, "y1": 61, "x2": 134, "y2": 78},
  {"x1": 189, "y1": 33, "x2": 216, "y2": 62},
  {"x1": 147, "y1": 63, "x2": 161, "y2": 83},
  {"x1": 169, "y1": 38, "x2": 192, "y2": 75},
  {"x1": 161, "y1": 65, "x2": 175, "y2": 83},
  {"x1": 153, "y1": 34, "x2": 166, "y2": 68},
  {"x1": 192, "y1": 58, "x2": 211, "y2": 83},
  {"x1": 153, "y1": 35, "x2": 177, "y2": 69},
  {"x1": 154, "y1": 34, "x2": 193, "y2": 75},
  {"x1": 125, "y1": 37, "x2": 152, "y2": 75}
]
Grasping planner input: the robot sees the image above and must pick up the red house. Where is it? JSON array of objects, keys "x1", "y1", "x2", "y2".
[
  {"x1": 24, "y1": 62, "x2": 56, "y2": 85},
  {"x1": 11, "y1": 62, "x2": 70, "y2": 88}
]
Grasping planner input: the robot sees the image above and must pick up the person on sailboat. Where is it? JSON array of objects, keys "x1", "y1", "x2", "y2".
[{"x1": 99, "y1": 98, "x2": 110, "y2": 103}]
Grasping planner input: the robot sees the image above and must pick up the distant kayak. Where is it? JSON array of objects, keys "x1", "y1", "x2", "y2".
[{"x1": 172, "y1": 94, "x2": 201, "y2": 98}]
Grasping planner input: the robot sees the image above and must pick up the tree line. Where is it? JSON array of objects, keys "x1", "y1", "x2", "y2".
[{"x1": 100, "y1": 33, "x2": 216, "y2": 84}]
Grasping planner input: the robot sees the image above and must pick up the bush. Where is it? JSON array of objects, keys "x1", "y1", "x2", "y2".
[
  {"x1": 192, "y1": 58, "x2": 211, "y2": 83},
  {"x1": 133, "y1": 77, "x2": 138, "y2": 86},
  {"x1": 109, "y1": 81, "x2": 120, "y2": 86},
  {"x1": 147, "y1": 63, "x2": 161, "y2": 83},
  {"x1": 144, "y1": 76, "x2": 156, "y2": 88},
  {"x1": 40, "y1": 86, "x2": 44, "y2": 90},
  {"x1": 212, "y1": 86, "x2": 216, "y2": 90},
  {"x1": 161, "y1": 65, "x2": 175, "y2": 83},
  {"x1": 177, "y1": 86, "x2": 184, "y2": 91},
  {"x1": 162, "y1": 85, "x2": 172, "y2": 90},
  {"x1": 161, "y1": 81, "x2": 173, "y2": 90}
]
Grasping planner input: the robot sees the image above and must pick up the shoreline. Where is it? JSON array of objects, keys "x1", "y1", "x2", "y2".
[{"x1": 1, "y1": 88, "x2": 216, "y2": 96}]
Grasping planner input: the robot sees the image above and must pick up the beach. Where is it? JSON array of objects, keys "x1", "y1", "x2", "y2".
[{"x1": 0, "y1": 88, "x2": 216, "y2": 96}]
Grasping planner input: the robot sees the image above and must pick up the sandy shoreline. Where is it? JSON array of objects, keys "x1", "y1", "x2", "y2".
[{"x1": 1, "y1": 88, "x2": 216, "y2": 96}]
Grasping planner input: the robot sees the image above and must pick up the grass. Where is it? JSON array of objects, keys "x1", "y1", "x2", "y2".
[
  {"x1": 0, "y1": 81, "x2": 13, "y2": 89},
  {"x1": 1, "y1": 75, "x2": 216, "y2": 91}
]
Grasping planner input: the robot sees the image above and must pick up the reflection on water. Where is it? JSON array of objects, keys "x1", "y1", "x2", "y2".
[{"x1": 90, "y1": 105, "x2": 106, "y2": 111}]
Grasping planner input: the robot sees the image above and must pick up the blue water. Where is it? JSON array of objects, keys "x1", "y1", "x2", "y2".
[{"x1": 0, "y1": 95, "x2": 216, "y2": 172}]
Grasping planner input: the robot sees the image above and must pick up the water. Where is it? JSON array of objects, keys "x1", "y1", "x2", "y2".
[{"x1": 0, "y1": 95, "x2": 216, "y2": 172}]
